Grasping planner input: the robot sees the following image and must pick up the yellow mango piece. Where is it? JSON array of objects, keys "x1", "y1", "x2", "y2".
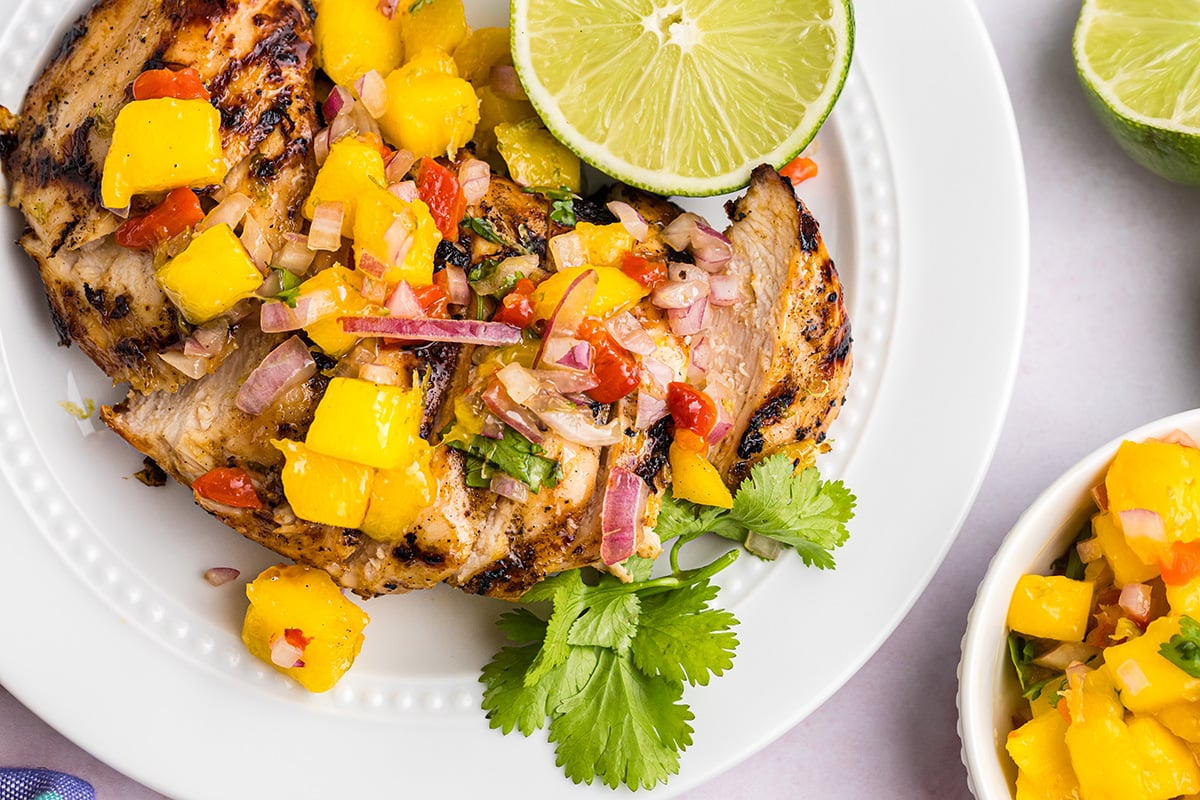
[
  {"x1": 401, "y1": 0, "x2": 468, "y2": 59},
  {"x1": 454, "y1": 26, "x2": 512, "y2": 86},
  {"x1": 273, "y1": 439, "x2": 374, "y2": 529},
  {"x1": 1168, "y1": 575, "x2": 1200, "y2": 617},
  {"x1": 305, "y1": 377, "x2": 425, "y2": 469},
  {"x1": 1129, "y1": 714, "x2": 1200, "y2": 798},
  {"x1": 1007, "y1": 575, "x2": 1094, "y2": 642},
  {"x1": 1155, "y1": 700, "x2": 1200, "y2": 743},
  {"x1": 1006, "y1": 711, "x2": 1080, "y2": 799},
  {"x1": 314, "y1": 0, "x2": 405, "y2": 86},
  {"x1": 1106, "y1": 439, "x2": 1200, "y2": 544},
  {"x1": 378, "y1": 50, "x2": 479, "y2": 159},
  {"x1": 669, "y1": 443, "x2": 733, "y2": 509},
  {"x1": 1105, "y1": 616, "x2": 1200, "y2": 712},
  {"x1": 496, "y1": 119, "x2": 581, "y2": 192},
  {"x1": 1093, "y1": 510, "x2": 1161, "y2": 584},
  {"x1": 575, "y1": 222, "x2": 635, "y2": 267},
  {"x1": 303, "y1": 137, "x2": 388, "y2": 235},
  {"x1": 296, "y1": 264, "x2": 377, "y2": 356},
  {"x1": 241, "y1": 564, "x2": 369, "y2": 693},
  {"x1": 359, "y1": 455, "x2": 436, "y2": 541},
  {"x1": 101, "y1": 98, "x2": 226, "y2": 209},
  {"x1": 530, "y1": 265, "x2": 649, "y2": 323},
  {"x1": 352, "y1": 187, "x2": 441, "y2": 287},
  {"x1": 474, "y1": 86, "x2": 536, "y2": 164},
  {"x1": 1067, "y1": 715, "x2": 1153, "y2": 800},
  {"x1": 155, "y1": 224, "x2": 262, "y2": 324}
]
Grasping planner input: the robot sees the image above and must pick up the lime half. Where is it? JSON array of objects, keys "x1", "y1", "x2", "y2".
[
  {"x1": 510, "y1": 0, "x2": 854, "y2": 197},
  {"x1": 1074, "y1": 0, "x2": 1200, "y2": 184}
]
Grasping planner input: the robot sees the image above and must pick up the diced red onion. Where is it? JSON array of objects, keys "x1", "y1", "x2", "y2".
[
  {"x1": 260, "y1": 293, "x2": 330, "y2": 333},
  {"x1": 482, "y1": 380, "x2": 544, "y2": 443},
  {"x1": 340, "y1": 316, "x2": 523, "y2": 345},
  {"x1": 322, "y1": 86, "x2": 352, "y2": 123},
  {"x1": 536, "y1": 405, "x2": 623, "y2": 447},
  {"x1": 276, "y1": 232, "x2": 316, "y2": 274},
  {"x1": 385, "y1": 280, "x2": 424, "y2": 318},
  {"x1": 605, "y1": 312, "x2": 656, "y2": 356},
  {"x1": 350, "y1": 101, "x2": 382, "y2": 140},
  {"x1": 314, "y1": 128, "x2": 331, "y2": 166},
  {"x1": 203, "y1": 567, "x2": 240, "y2": 586},
  {"x1": 389, "y1": 180, "x2": 419, "y2": 202},
  {"x1": 708, "y1": 273, "x2": 740, "y2": 306},
  {"x1": 159, "y1": 349, "x2": 209, "y2": 379},
  {"x1": 359, "y1": 363, "x2": 402, "y2": 386},
  {"x1": 661, "y1": 213, "x2": 699, "y2": 251},
  {"x1": 355, "y1": 70, "x2": 389, "y2": 119},
  {"x1": 536, "y1": 269, "x2": 598, "y2": 366},
  {"x1": 384, "y1": 215, "x2": 415, "y2": 265},
  {"x1": 1118, "y1": 583, "x2": 1153, "y2": 625},
  {"x1": 600, "y1": 467, "x2": 648, "y2": 565},
  {"x1": 386, "y1": 150, "x2": 417, "y2": 185},
  {"x1": 1117, "y1": 508, "x2": 1167, "y2": 563},
  {"x1": 690, "y1": 334, "x2": 713, "y2": 371},
  {"x1": 641, "y1": 355, "x2": 675, "y2": 392},
  {"x1": 269, "y1": 632, "x2": 306, "y2": 669},
  {"x1": 651, "y1": 279, "x2": 708, "y2": 310},
  {"x1": 1161, "y1": 429, "x2": 1200, "y2": 449},
  {"x1": 691, "y1": 221, "x2": 733, "y2": 272},
  {"x1": 459, "y1": 158, "x2": 491, "y2": 205},
  {"x1": 490, "y1": 473, "x2": 529, "y2": 503},
  {"x1": 1114, "y1": 658, "x2": 1149, "y2": 696},
  {"x1": 606, "y1": 200, "x2": 649, "y2": 242},
  {"x1": 744, "y1": 531, "x2": 783, "y2": 560},
  {"x1": 635, "y1": 392, "x2": 669, "y2": 430},
  {"x1": 668, "y1": 263, "x2": 710, "y2": 285},
  {"x1": 1076, "y1": 537, "x2": 1104, "y2": 564},
  {"x1": 377, "y1": 0, "x2": 399, "y2": 18},
  {"x1": 490, "y1": 65, "x2": 527, "y2": 100},
  {"x1": 240, "y1": 214, "x2": 272, "y2": 272},
  {"x1": 497, "y1": 362, "x2": 542, "y2": 405},
  {"x1": 357, "y1": 251, "x2": 388, "y2": 279},
  {"x1": 472, "y1": 255, "x2": 543, "y2": 296},
  {"x1": 329, "y1": 112, "x2": 356, "y2": 144},
  {"x1": 534, "y1": 368, "x2": 599, "y2": 394},
  {"x1": 184, "y1": 320, "x2": 231, "y2": 357},
  {"x1": 540, "y1": 337, "x2": 592, "y2": 372},
  {"x1": 549, "y1": 231, "x2": 586, "y2": 271},
  {"x1": 308, "y1": 202, "x2": 345, "y2": 250},
  {"x1": 360, "y1": 276, "x2": 388, "y2": 304},
  {"x1": 198, "y1": 192, "x2": 253, "y2": 234},
  {"x1": 443, "y1": 266, "x2": 470, "y2": 306},
  {"x1": 1091, "y1": 481, "x2": 1109, "y2": 511},
  {"x1": 1031, "y1": 642, "x2": 1100, "y2": 671},
  {"x1": 480, "y1": 417, "x2": 504, "y2": 439},
  {"x1": 667, "y1": 296, "x2": 710, "y2": 336},
  {"x1": 706, "y1": 392, "x2": 733, "y2": 444},
  {"x1": 235, "y1": 335, "x2": 317, "y2": 415},
  {"x1": 556, "y1": 341, "x2": 593, "y2": 372}
]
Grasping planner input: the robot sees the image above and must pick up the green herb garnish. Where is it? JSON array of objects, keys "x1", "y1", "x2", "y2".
[
  {"x1": 1160, "y1": 615, "x2": 1200, "y2": 677},
  {"x1": 446, "y1": 425, "x2": 561, "y2": 492},
  {"x1": 461, "y1": 216, "x2": 508, "y2": 245},
  {"x1": 268, "y1": 268, "x2": 304, "y2": 308},
  {"x1": 522, "y1": 185, "x2": 577, "y2": 226}
]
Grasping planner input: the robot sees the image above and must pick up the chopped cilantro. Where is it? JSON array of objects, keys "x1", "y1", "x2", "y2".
[
  {"x1": 654, "y1": 455, "x2": 855, "y2": 569},
  {"x1": 268, "y1": 268, "x2": 304, "y2": 308},
  {"x1": 1007, "y1": 633, "x2": 1063, "y2": 701},
  {"x1": 461, "y1": 216, "x2": 508, "y2": 245},
  {"x1": 1160, "y1": 615, "x2": 1200, "y2": 678},
  {"x1": 522, "y1": 185, "x2": 577, "y2": 226},
  {"x1": 445, "y1": 425, "x2": 561, "y2": 492},
  {"x1": 480, "y1": 549, "x2": 740, "y2": 790},
  {"x1": 408, "y1": 0, "x2": 433, "y2": 12}
]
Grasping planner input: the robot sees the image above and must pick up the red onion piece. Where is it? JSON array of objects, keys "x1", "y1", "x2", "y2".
[
  {"x1": 668, "y1": 296, "x2": 710, "y2": 336},
  {"x1": 341, "y1": 316, "x2": 524, "y2": 345},
  {"x1": 357, "y1": 251, "x2": 388, "y2": 279},
  {"x1": 482, "y1": 380, "x2": 544, "y2": 444},
  {"x1": 539, "y1": 336, "x2": 592, "y2": 373},
  {"x1": 386, "y1": 149, "x2": 417, "y2": 185},
  {"x1": 1091, "y1": 481, "x2": 1109, "y2": 511},
  {"x1": 690, "y1": 334, "x2": 713, "y2": 371},
  {"x1": 184, "y1": 320, "x2": 231, "y2": 357},
  {"x1": 159, "y1": 350, "x2": 209, "y2": 379},
  {"x1": 536, "y1": 405, "x2": 623, "y2": 447},
  {"x1": 377, "y1": 0, "x2": 399, "y2": 18},
  {"x1": 443, "y1": 266, "x2": 470, "y2": 306},
  {"x1": 480, "y1": 416, "x2": 504, "y2": 439},
  {"x1": 276, "y1": 232, "x2": 316, "y2": 274},
  {"x1": 385, "y1": 280, "x2": 424, "y2": 318},
  {"x1": 635, "y1": 392, "x2": 669, "y2": 430},
  {"x1": 606, "y1": 200, "x2": 649, "y2": 242},
  {"x1": 600, "y1": 467, "x2": 648, "y2": 565},
  {"x1": 1076, "y1": 537, "x2": 1104, "y2": 564},
  {"x1": 389, "y1": 180, "x2": 419, "y2": 202},
  {"x1": 708, "y1": 273, "x2": 740, "y2": 306},
  {"x1": 490, "y1": 65, "x2": 528, "y2": 100},
  {"x1": 314, "y1": 127, "x2": 332, "y2": 166},
  {"x1": 203, "y1": 567, "x2": 241, "y2": 586},
  {"x1": 549, "y1": 231, "x2": 587, "y2": 271},
  {"x1": 235, "y1": 335, "x2": 317, "y2": 415},
  {"x1": 355, "y1": 70, "x2": 389, "y2": 118},
  {"x1": 691, "y1": 221, "x2": 733, "y2": 272},
  {"x1": 458, "y1": 158, "x2": 491, "y2": 205},
  {"x1": 329, "y1": 112, "x2": 356, "y2": 144},
  {"x1": 490, "y1": 473, "x2": 529, "y2": 503},
  {"x1": 360, "y1": 276, "x2": 388, "y2": 304},
  {"x1": 384, "y1": 215, "x2": 415, "y2": 265},
  {"x1": 661, "y1": 213, "x2": 700, "y2": 251},
  {"x1": 322, "y1": 86, "x2": 352, "y2": 122},
  {"x1": 198, "y1": 192, "x2": 253, "y2": 234},
  {"x1": 605, "y1": 312, "x2": 656, "y2": 356},
  {"x1": 269, "y1": 631, "x2": 306, "y2": 669},
  {"x1": 556, "y1": 341, "x2": 593, "y2": 372},
  {"x1": 1118, "y1": 582, "x2": 1153, "y2": 625},
  {"x1": 496, "y1": 362, "x2": 542, "y2": 405},
  {"x1": 641, "y1": 355, "x2": 675, "y2": 392},
  {"x1": 1161, "y1": 429, "x2": 1200, "y2": 448},
  {"x1": 1117, "y1": 508, "x2": 1168, "y2": 562},
  {"x1": 534, "y1": 368, "x2": 599, "y2": 394},
  {"x1": 358, "y1": 363, "x2": 402, "y2": 386},
  {"x1": 651, "y1": 279, "x2": 708, "y2": 310},
  {"x1": 536, "y1": 269, "x2": 598, "y2": 367},
  {"x1": 308, "y1": 202, "x2": 345, "y2": 250}
]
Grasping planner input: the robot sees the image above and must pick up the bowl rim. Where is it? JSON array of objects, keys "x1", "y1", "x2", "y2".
[{"x1": 956, "y1": 407, "x2": 1200, "y2": 799}]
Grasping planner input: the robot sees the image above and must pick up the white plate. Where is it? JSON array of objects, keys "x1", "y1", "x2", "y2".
[{"x1": 0, "y1": 0, "x2": 1026, "y2": 797}]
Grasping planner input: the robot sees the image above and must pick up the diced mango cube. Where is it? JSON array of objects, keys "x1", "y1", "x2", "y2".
[
  {"x1": 496, "y1": 119, "x2": 581, "y2": 192},
  {"x1": 1129, "y1": 714, "x2": 1200, "y2": 798},
  {"x1": 1105, "y1": 616, "x2": 1200, "y2": 712},
  {"x1": 1168, "y1": 575, "x2": 1200, "y2": 617},
  {"x1": 352, "y1": 187, "x2": 441, "y2": 287},
  {"x1": 305, "y1": 377, "x2": 424, "y2": 470},
  {"x1": 273, "y1": 439, "x2": 375, "y2": 528},
  {"x1": 1067, "y1": 714, "x2": 1152, "y2": 800},
  {"x1": 101, "y1": 98, "x2": 227, "y2": 209},
  {"x1": 454, "y1": 26, "x2": 512, "y2": 86},
  {"x1": 241, "y1": 564, "x2": 369, "y2": 693},
  {"x1": 1007, "y1": 575, "x2": 1094, "y2": 642},
  {"x1": 359, "y1": 456, "x2": 436, "y2": 541},
  {"x1": 1157, "y1": 700, "x2": 1200, "y2": 743},
  {"x1": 1106, "y1": 439, "x2": 1200, "y2": 544},
  {"x1": 530, "y1": 265, "x2": 648, "y2": 323},
  {"x1": 575, "y1": 222, "x2": 635, "y2": 267},
  {"x1": 296, "y1": 264, "x2": 377, "y2": 357},
  {"x1": 669, "y1": 443, "x2": 733, "y2": 509},
  {"x1": 474, "y1": 85, "x2": 536, "y2": 164},
  {"x1": 314, "y1": 0, "x2": 406, "y2": 86},
  {"x1": 401, "y1": 0, "x2": 468, "y2": 59},
  {"x1": 303, "y1": 137, "x2": 388, "y2": 235},
  {"x1": 1094, "y1": 510, "x2": 1161, "y2": 584},
  {"x1": 378, "y1": 50, "x2": 479, "y2": 159},
  {"x1": 1006, "y1": 711, "x2": 1080, "y2": 798},
  {"x1": 156, "y1": 223, "x2": 262, "y2": 324}
]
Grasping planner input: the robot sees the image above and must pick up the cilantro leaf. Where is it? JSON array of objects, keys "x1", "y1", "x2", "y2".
[
  {"x1": 521, "y1": 185, "x2": 576, "y2": 226},
  {"x1": 482, "y1": 642, "x2": 597, "y2": 737},
  {"x1": 408, "y1": 0, "x2": 433, "y2": 12},
  {"x1": 267, "y1": 268, "x2": 303, "y2": 308},
  {"x1": 549, "y1": 649, "x2": 694, "y2": 790},
  {"x1": 1161, "y1": 615, "x2": 1200, "y2": 678},
  {"x1": 461, "y1": 216, "x2": 507, "y2": 245},
  {"x1": 496, "y1": 607, "x2": 548, "y2": 644},
  {"x1": 524, "y1": 569, "x2": 588, "y2": 686},
  {"x1": 568, "y1": 592, "x2": 641, "y2": 655},
  {"x1": 633, "y1": 582, "x2": 738, "y2": 686},
  {"x1": 446, "y1": 426, "x2": 561, "y2": 492}
]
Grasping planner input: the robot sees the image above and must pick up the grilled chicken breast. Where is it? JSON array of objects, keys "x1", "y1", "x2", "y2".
[
  {"x1": 1, "y1": 0, "x2": 317, "y2": 393},
  {"x1": 707, "y1": 165, "x2": 852, "y2": 483}
]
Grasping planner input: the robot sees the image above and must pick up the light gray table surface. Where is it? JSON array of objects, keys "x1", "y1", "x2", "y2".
[{"x1": 6, "y1": 0, "x2": 1200, "y2": 797}]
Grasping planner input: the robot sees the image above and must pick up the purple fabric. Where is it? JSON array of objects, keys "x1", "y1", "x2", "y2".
[{"x1": 0, "y1": 770, "x2": 94, "y2": 800}]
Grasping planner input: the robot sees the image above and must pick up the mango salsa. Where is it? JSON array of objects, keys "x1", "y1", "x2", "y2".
[
  {"x1": 1105, "y1": 616, "x2": 1200, "y2": 712},
  {"x1": 352, "y1": 187, "x2": 441, "y2": 287},
  {"x1": 304, "y1": 377, "x2": 425, "y2": 470},
  {"x1": 1007, "y1": 575, "x2": 1094, "y2": 642},
  {"x1": 303, "y1": 136, "x2": 388, "y2": 235},
  {"x1": 295, "y1": 264, "x2": 377, "y2": 357},
  {"x1": 530, "y1": 265, "x2": 648, "y2": 323},
  {"x1": 1093, "y1": 511, "x2": 1160, "y2": 585},
  {"x1": 1006, "y1": 711, "x2": 1080, "y2": 800},
  {"x1": 101, "y1": 98, "x2": 227, "y2": 209},
  {"x1": 313, "y1": 0, "x2": 406, "y2": 86},
  {"x1": 273, "y1": 438, "x2": 374, "y2": 529},
  {"x1": 155, "y1": 223, "x2": 262, "y2": 324},
  {"x1": 378, "y1": 50, "x2": 479, "y2": 159},
  {"x1": 241, "y1": 564, "x2": 369, "y2": 693},
  {"x1": 575, "y1": 222, "x2": 635, "y2": 267},
  {"x1": 1106, "y1": 439, "x2": 1200, "y2": 545},
  {"x1": 496, "y1": 119, "x2": 581, "y2": 192}
]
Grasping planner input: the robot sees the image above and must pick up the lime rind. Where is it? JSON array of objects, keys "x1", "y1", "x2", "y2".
[{"x1": 510, "y1": 0, "x2": 855, "y2": 197}]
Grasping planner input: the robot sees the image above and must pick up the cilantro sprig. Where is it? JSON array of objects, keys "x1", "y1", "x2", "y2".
[
  {"x1": 655, "y1": 455, "x2": 856, "y2": 569},
  {"x1": 445, "y1": 424, "x2": 561, "y2": 492},
  {"x1": 522, "y1": 185, "x2": 577, "y2": 226},
  {"x1": 481, "y1": 551, "x2": 739, "y2": 790},
  {"x1": 1160, "y1": 615, "x2": 1200, "y2": 677}
]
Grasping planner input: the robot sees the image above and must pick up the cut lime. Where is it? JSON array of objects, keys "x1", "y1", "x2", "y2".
[
  {"x1": 510, "y1": 0, "x2": 854, "y2": 197},
  {"x1": 1074, "y1": 0, "x2": 1200, "y2": 184}
]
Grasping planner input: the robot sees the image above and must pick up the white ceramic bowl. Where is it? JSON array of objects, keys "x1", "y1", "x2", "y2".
[{"x1": 957, "y1": 408, "x2": 1200, "y2": 798}]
